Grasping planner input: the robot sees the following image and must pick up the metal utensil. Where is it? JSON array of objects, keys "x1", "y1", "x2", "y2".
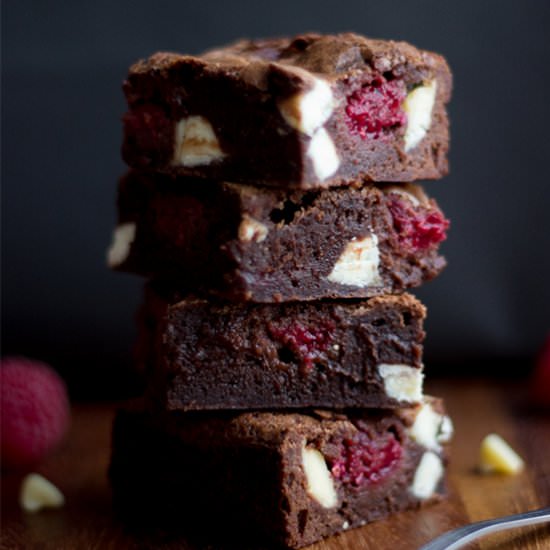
[{"x1": 419, "y1": 506, "x2": 550, "y2": 550}]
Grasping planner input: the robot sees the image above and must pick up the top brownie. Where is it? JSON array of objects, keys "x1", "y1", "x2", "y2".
[{"x1": 123, "y1": 32, "x2": 452, "y2": 189}]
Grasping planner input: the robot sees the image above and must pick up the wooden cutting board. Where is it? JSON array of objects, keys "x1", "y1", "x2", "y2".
[{"x1": 2, "y1": 379, "x2": 549, "y2": 549}]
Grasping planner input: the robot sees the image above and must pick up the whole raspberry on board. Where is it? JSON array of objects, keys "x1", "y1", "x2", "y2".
[
  {"x1": 1, "y1": 357, "x2": 70, "y2": 470},
  {"x1": 530, "y1": 334, "x2": 550, "y2": 407}
]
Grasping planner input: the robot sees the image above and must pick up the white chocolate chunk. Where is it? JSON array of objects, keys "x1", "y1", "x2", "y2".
[
  {"x1": 479, "y1": 434, "x2": 525, "y2": 475},
  {"x1": 107, "y1": 222, "x2": 136, "y2": 267},
  {"x1": 307, "y1": 128, "x2": 340, "y2": 181},
  {"x1": 301, "y1": 444, "x2": 338, "y2": 508},
  {"x1": 278, "y1": 78, "x2": 335, "y2": 136},
  {"x1": 20, "y1": 473, "x2": 65, "y2": 513},
  {"x1": 173, "y1": 116, "x2": 225, "y2": 166},
  {"x1": 403, "y1": 80, "x2": 437, "y2": 152},
  {"x1": 238, "y1": 214, "x2": 268, "y2": 243},
  {"x1": 410, "y1": 402, "x2": 453, "y2": 451},
  {"x1": 438, "y1": 415, "x2": 454, "y2": 444},
  {"x1": 378, "y1": 364, "x2": 424, "y2": 402},
  {"x1": 342, "y1": 521, "x2": 350, "y2": 530},
  {"x1": 410, "y1": 451, "x2": 443, "y2": 500},
  {"x1": 327, "y1": 234, "x2": 381, "y2": 287},
  {"x1": 384, "y1": 186, "x2": 420, "y2": 206}
]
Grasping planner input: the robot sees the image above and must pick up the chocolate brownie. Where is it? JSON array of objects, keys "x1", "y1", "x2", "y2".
[
  {"x1": 108, "y1": 171, "x2": 448, "y2": 302},
  {"x1": 109, "y1": 398, "x2": 452, "y2": 548},
  {"x1": 122, "y1": 32, "x2": 451, "y2": 189},
  {"x1": 139, "y1": 285, "x2": 427, "y2": 410}
]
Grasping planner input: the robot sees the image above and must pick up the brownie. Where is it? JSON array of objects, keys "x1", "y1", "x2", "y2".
[
  {"x1": 122, "y1": 32, "x2": 451, "y2": 189},
  {"x1": 108, "y1": 171, "x2": 448, "y2": 302},
  {"x1": 109, "y1": 398, "x2": 452, "y2": 548},
  {"x1": 139, "y1": 285, "x2": 427, "y2": 411}
]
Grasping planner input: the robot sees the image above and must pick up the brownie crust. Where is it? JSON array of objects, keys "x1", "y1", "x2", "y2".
[
  {"x1": 139, "y1": 285, "x2": 427, "y2": 411},
  {"x1": 122, "y1": 32, "x2": 451, "y2": 189},
  {"x1": 108, "y1": 171, "x2": 448, "y2": 303},
  {"x1": 109, "y1": 399, "x2": 452, "y2": 548}
]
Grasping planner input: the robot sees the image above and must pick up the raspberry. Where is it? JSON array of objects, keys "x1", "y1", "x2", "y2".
[
  {"x1": 388, "y1": 196, "x2": 449, "y2": 251},
  {"x1": 1, "y1": 357, "x2": 70, "y2": 470},
  {"x1": 269, "y1": 321, "x2": 335, "y2": 370},
  {"x1": 123, "y1": 104, "x2": 173, "y2": 166},
  {"x1": 530, "y1": 334, "x2": 550, "y2": 407},
  {"x1": 330, "y1": 429, "x2": 402, "y2": 486},
  {"x1": 345, "y1": 76, "x2": 407, "y2": 140}
]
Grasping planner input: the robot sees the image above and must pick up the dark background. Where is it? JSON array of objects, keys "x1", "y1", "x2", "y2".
[{"x1": 3, "y1": 1, "x2": 550, "y2": 395}]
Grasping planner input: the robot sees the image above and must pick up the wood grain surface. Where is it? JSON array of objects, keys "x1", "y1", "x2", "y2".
[{"x1": 1, "y1": 379, "x2": 549, "y2": 549}]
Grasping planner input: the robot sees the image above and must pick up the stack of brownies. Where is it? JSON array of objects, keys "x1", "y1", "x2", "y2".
[{"x1": 107, "y1": 32, "x2": 454, "y2": 548}]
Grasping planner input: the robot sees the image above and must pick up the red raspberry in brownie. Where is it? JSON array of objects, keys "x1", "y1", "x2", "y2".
[
  {"x1": 330, "y1": 429, "x2": 402, "y2": 486},
  {"x1": 123, "y1": 104, "x2": 174, "y2": 167},
  {"x1": 345, "y1": 76, "x2": 407, "y2": 140},
  {"x1": 389, "y1": 196, "x2": 449, "y2": 251},
  {"x1": 269, "y1": 321, "x2": 335, "y2": 370},
  {"x1": 1, "y1": 357, "x2": 70, "y2": 470}
]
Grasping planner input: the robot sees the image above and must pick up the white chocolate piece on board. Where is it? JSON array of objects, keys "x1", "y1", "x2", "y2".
[
  {"x1": 479, "y1": 434, "x2": 524, "y2": 475},
  {"x1": 20, "y1": 473, "x2": 65, "y2": 513}
]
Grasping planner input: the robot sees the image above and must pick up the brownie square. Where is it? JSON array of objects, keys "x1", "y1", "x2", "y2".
[
  {"x1": 108, "y1": 171, "x2": 448, "y2": 302},
  {"x1": 122, "y1": 32, "x2": 451, "y2": 189},
  {"x1": 109, "y1": 398, "x2": 452, "y2": 548},
  {"x1": 138, "y1": 285, "x2": 427, "y2": 411}
]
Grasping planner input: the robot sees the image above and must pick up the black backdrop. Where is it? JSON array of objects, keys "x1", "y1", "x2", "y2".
[{"x1": 3, "y1": 1, "x2": 550, "y2": 392}]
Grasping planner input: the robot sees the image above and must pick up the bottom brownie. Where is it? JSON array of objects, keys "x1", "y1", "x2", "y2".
[{"x1": 109, "y1": 398, "x2": 452, "y2": 549}]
